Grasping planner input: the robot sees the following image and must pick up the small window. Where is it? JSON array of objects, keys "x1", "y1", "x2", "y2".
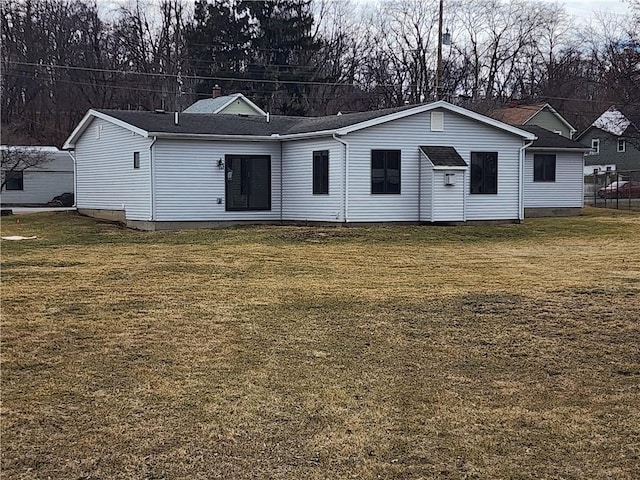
[
  {"x1": 371, "y1": 150, "x2": 401, "y2": 194},
  {"x1": 4, "y1": 170, "x2": 24, "y2": 190},
  {"x1": 470, "y1": 152, "x2": 498, "y2": 194},
  {"x1": 617, "y1": 139, "x2": 626, "y2": 152},
  {"x1": 312, "y1": 150, "x2": 329, "y2": 195},
  {"x1": 533, "y1": 154, "x2": 556, "y2": 182},
  {"x1": 133, "y1": 151, "x2": 140, "y2": 169},
  {"x1": 591, "y1": 138, "x2": 600, "y2": 154},
  {"x1": 95, "y1": 125, "x2": 101, "y2": 139}
]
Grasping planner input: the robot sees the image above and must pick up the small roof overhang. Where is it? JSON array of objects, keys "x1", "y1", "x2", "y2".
[{"x1": 419, "y1": 146, "x2": 469, "y2": 169}]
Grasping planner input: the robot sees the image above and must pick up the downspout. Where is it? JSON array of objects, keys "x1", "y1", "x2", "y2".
[
  {"x1": 462, "y1": 172, "x2": 466, "y2": 222},
  {"x1": 418, "y1": 151, "x2": 422, "y2": 222},
  {"x1": 149, "y1": 136, "x2": 157, "y2": 221},
  {"x1": 332, "y1": 133, "x2": 349, "y2": 223},
  {"x1": 280, "y1": 141, "x2": 283, "y2": 223},
  {"x1": 68, "y1": 150, "x2": 77, "y2": 208},
  {"x1": 519, "y1": 140, "x2": 534, "y2": 221}
]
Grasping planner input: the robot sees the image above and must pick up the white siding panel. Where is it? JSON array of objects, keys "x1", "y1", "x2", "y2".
[
  {"x1": 432, "y1": 171, "x2": 465, "y2": 221},
  {"x1": 282, "y1": 138, "x2": 344, "y2": 221},
  {"x1": 345, "y1": 110, "x2": 523, "y2": 222},
  {"x1": 1, "y1": 153, "x2": 73, "y2": 205},
  {"x1": 75, "y1": 117, "x2": 152, "y2": 219},
  {"x1": 153, "y1": 139, "x2": 281, "y2": 221},
  {"x1": 419, "y1": 162, "x2": 433, "y2": 221},
  {"x1": 524, "y1": 151, "x2": 584, "y2": 208}
]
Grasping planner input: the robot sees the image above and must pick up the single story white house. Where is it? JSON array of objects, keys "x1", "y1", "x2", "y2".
[
  {"x1": 1, "y1": 146, "x2": 74, "y2": 206},
  {"x1": 62, "y1": 100, "x2": 589, "y2": 230}
]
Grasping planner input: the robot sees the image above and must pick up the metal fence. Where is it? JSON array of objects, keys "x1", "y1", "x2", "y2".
[{"x1": 584, "y1": 169, "x2": 640, "y2": 211}]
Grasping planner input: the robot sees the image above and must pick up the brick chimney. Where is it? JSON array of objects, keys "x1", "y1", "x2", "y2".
[{"x1": 212, "y1": 84, "x2": 221, "y2": 99}]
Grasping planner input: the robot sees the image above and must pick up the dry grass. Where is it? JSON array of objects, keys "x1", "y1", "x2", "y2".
[{"x1": 2, "y1": 208, "x2": 639, "y2": 479}]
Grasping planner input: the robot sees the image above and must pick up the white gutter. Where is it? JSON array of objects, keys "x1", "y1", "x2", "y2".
[
  {"x1": 147, "y1": 129, "x2": 340, "y2": 142},
  {"x1": 279, "y1": 129, "x2": 339, "y2": 141},
  {"x1": 149, "y1": 136, "x2": 157, "y2": 221},
  {"x1": 147, "y1": 132, "x2": 280, "y2": 142},
  {"x1": 519, "y1": 139, "x2": 535, "y2": 221},
  {"x1": 68, "y1": 150, "x2": 77, "y2": 208},
  {"x1": 527, "y1": 147, "x2": 592, "y2": 152},
  {"x1": 332, "y1": 133, "x2": 349, "y2": 223}
]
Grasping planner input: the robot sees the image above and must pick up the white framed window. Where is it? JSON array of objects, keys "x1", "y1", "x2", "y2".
[
  {"x1": 617, "y1": 139, "x2": 626, "y2": 152},
  {"x1": 591, "y1": 138, "x2": 600, "y2": 155}
]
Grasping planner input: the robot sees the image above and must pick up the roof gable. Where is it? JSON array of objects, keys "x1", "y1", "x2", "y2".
[
  {"x1": 488, "y1": 103, "x2": 576, "y2": 134},
  {"x1": 63, "y1": 110, "x2": 148, "y2": 149},
  {"x1": 183, "y1": 93, "x2": 266, "y2": 116},
  {"x1": 331, "y1": 101, "x2": 536, "y2": 140}
]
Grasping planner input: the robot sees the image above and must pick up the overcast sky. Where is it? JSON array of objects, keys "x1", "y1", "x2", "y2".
[{"x1": 559, "y1": 0, "x2": 631, "y2": 21}]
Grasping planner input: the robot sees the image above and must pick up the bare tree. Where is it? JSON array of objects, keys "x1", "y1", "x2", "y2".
[{"x1": 1, "y1": 146, "x2": 51, "y2": 190}]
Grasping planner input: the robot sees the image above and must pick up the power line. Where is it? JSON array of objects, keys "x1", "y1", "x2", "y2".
[{"x1": 5, "y1": 60, "x2": 368, "y2": 88}]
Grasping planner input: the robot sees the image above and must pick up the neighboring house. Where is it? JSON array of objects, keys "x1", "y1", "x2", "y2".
[
  {"x1": 577, "y1": 106, "x2": 640, "y2": 172},
  {"x1": 183, "y1": 86, "x2": 267, "y2": 116},
  {"x1": 1, "y1": 146, "x2": 74, "y2": 206},
  {"x1": 62, "y1": 100, "x2": 585, "y2": 230},
  {"x1": 488, "y1": 102, "x2": 577, "y2": 139}
]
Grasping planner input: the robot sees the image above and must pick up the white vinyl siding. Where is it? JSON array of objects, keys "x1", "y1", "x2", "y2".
[
  {"x1": 0, "y1": 153, "x2": 73, "y2": 205},
  {"x1": 153, "y1": 139, "x2": 280, "y2": 221},
  {"x1": 345, "y1": 109, "x2": 522, "y2": 222},
  {"x1": 282, "y1": 138, "x2": 343, "y2": 222},
  {"x1": 75, "y1": 117, "x2": 152, "y2": 220},
  {"x1": 419, "y1": 163, "x2": 433, "y2": 221},
  {"x1": 219, "y1": 100, "x2": 260, "y2": 115},
  {"x1": 431, "y1": 171, "x2": 465, "y2": 222},
  {"x1": 524, "y1": 151, "x2": 584, "y2": 208}
]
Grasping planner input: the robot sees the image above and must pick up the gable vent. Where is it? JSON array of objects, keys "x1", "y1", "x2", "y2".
[{"x1": 431, "y1": 111, "x2": 444, "y2": 132}]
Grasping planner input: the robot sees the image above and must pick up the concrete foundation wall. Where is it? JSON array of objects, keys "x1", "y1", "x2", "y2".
[
  {"x1": 78, "y1": 208, "x2": 126, "y2": 223},
  {"x1": 524, "y1": 207, "x2": 582, "y2": 217}
]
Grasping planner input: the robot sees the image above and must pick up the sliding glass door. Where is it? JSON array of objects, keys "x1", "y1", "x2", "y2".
[{"x1": 225, "y1": 155, "x2": 271, "y2": 211}]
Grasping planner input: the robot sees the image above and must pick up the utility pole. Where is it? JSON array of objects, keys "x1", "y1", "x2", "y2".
[{"x1": 436, "y1": 0, "x2": 444, "y2": 100}]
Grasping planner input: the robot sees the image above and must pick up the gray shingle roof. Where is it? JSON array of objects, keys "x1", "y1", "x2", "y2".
[
  {"x1": 419, "y1": 146, "x2": 468, "y2": 166},
  {"x1": 96, "y1": 104, "x2": 421, "y2": 137},
  {"x1": 518, "y1": 125, "x2": 591, "y2": 149},
  {"x1": 97, "y1": 109, "x2": 298, "y2": 135}
]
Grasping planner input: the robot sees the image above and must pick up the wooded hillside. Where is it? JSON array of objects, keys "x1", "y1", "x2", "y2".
[{"x1": 1, "y1": 0, "x2": 638, "y2": 146}]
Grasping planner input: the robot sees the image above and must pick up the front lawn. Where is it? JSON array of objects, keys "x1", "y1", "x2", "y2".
[{"x1": 2, "y1": 209, "x2": 639, "y2": 479}]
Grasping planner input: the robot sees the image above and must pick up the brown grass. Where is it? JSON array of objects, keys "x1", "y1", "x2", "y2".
[{"x1": 2, "y1": 208, "x2": 639, "y2": 479}]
